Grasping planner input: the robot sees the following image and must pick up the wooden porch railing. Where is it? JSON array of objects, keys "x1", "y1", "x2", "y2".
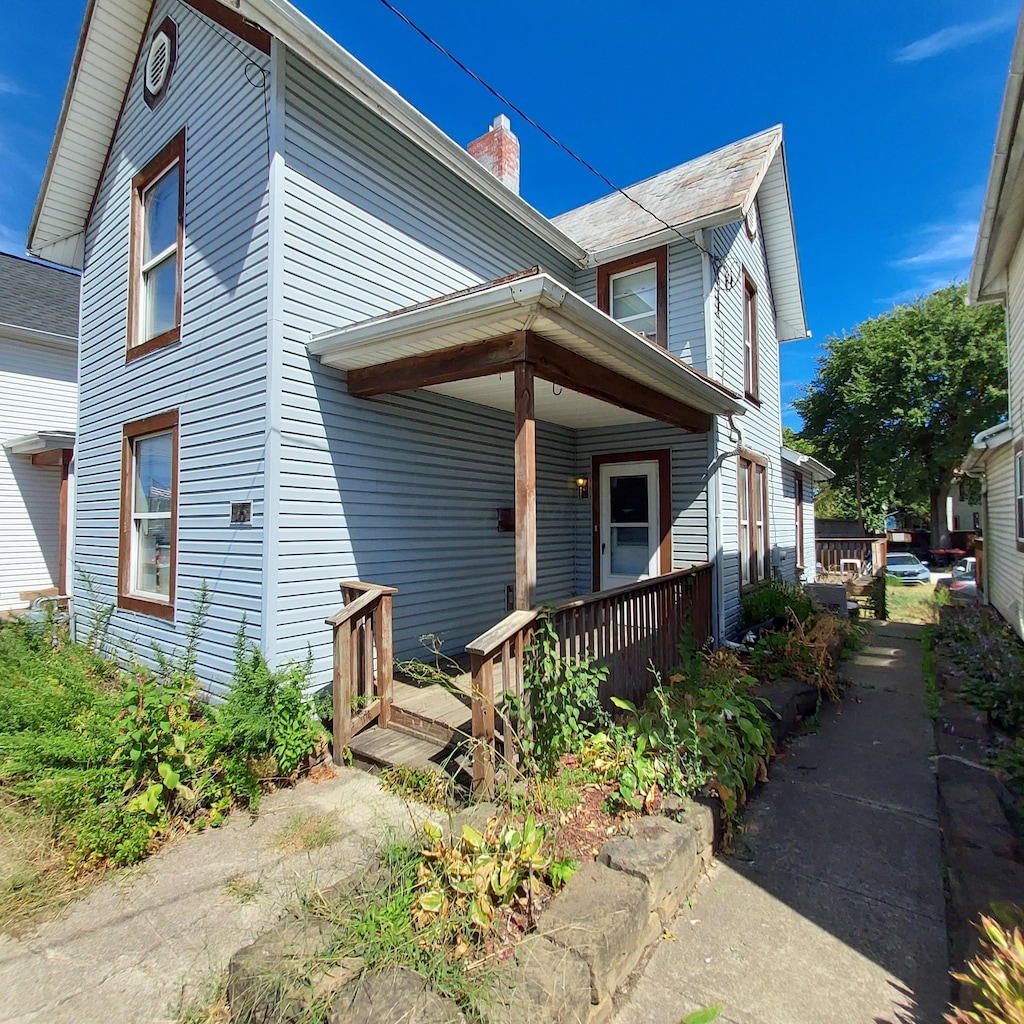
[
  {"x1": 815, "y1": 537, "x2": 887, "y2": 574},
  {"x1": 465, "y1": 563, "x2": 715, "y2": 798},
  {"x1": 325, "y1": 580, "x2": 398, "y2": 762}
]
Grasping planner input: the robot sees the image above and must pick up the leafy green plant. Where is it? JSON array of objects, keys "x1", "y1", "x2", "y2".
[
  {"x1": 549, "y1": 857, "x2": 577, "y2": 890},
  {"x1": 681, "y1": 1007, "x2": 724, "y2": 1024},
  {"x1": 946, "y1": 913, "x2": 1024, "y2": 1023},
  {"x1": 510, "y1": 611, "x2": 609, "y2": 774},
  {"x1": 414, "y1": 814, "x2": 551, "y2": 940},
  {"x1": 739, "y1": 578, "x2": 812, "y2": 630}
]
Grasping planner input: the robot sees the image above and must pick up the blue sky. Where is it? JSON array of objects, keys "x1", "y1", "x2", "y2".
[{"x1": 0, "y1": 1, "x2": 1017, "y2": 428}]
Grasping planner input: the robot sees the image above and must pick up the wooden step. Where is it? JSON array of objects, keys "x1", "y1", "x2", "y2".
[{"x1": 348, "y1": 723, "x2": 467, "y2": 779}]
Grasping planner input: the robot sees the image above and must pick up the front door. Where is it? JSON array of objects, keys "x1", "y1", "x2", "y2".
[{"x1": 599, "y1": 460, "x2": 661, "y2": 590}]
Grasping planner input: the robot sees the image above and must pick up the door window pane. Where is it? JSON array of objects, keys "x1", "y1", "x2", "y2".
[
  {"x1": 611, "y1": 526, "x2": 650, "y2": 576},
  {"x1": 610, "y1": 474, "x2": 649, "y2": 523}
]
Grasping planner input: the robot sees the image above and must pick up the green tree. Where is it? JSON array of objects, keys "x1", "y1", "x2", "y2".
[{"x1": 794, "y1": 285, "x2": 1007, "y2": 547}]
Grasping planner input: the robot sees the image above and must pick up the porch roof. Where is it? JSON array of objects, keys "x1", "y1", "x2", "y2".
[
  {"x1": 308, "y1": 270, "x2": 744, "y2": 432},
  {"x1": 781, "y1": 446, "x2": 835, "y2": 483},
  {"x1": 3, "y1": 430, "x2": 76, "y2": 458}
]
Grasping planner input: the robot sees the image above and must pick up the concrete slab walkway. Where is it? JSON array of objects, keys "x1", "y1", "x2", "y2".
[
  {"x1": 0, "y1": 767, "x2": 432, "y2": 1024},
  {"x1": 611, "y1": 620, "x2": 950, "y2": 1024}
]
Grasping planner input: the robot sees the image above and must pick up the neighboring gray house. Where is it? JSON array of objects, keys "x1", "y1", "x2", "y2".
[
  {"x1": 0, "y1": 254, "x2": 78, "y2": 611},
  {"x1": 28, "y1": 0, "x2": 814, "y2": 706}
]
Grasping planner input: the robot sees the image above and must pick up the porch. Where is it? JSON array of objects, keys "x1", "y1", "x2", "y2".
[
  {"x1": 307, "y1": 269, "x2": 736, "y2": 792},
  {"x1": 326, "y1": 563, "x2": 714, "y2": 797}
]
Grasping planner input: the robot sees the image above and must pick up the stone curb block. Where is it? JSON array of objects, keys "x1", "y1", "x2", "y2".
[
  {"x1": 598, "y1": 816, "x2": 700, "y2": 926},
  {"x1": 536, "y1": 862, "x2": 655, "y2": 1008}
]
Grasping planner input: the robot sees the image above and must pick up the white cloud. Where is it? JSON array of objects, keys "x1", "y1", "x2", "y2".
[
  {"x1": 895, "y1": 11, "x2": 1017, "y2": 62},
  {"x1": 0, "y1": 73, "x2": 24, "y2": 96},
  {"x1": 0, "y1": 223, "x2": 27, "y2": 257},
  {"x1": 893, "y1": 221, "x2": 978, "y2": 267}
]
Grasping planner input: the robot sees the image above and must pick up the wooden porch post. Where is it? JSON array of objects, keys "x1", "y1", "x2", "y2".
[{"x1": 514, "y1": 360, "x2": 537, "y2": 610}]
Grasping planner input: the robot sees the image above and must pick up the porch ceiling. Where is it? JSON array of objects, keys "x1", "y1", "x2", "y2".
[{"x1": 308, "y1": 271, "x2": 745, "y2": 432}]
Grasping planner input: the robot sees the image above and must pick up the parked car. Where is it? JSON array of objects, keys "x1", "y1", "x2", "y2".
[
  {"x1": 936, "y1": 557, "x2": 978, "y2": 604},
  {"x1": 885, "y1": 552, "x2": 931, "y2": 585}
]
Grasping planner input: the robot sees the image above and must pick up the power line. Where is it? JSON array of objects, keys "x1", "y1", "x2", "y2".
[{"x1": 373, "y1": 0, "x2": 719, "y2": 266}]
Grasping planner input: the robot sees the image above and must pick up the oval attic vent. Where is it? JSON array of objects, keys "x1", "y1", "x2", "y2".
[{"x1": 144, "y1": 18, "x2": 177, "y2": 108}]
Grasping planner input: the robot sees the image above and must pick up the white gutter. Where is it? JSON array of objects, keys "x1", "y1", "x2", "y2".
[
  {"x1": 961, "y1": 420, "x2": 1013, "y2": 476},
  {"x1": 0, "y1": 322, "x2": 78, "y2": 351},
  {"x1": 309, "y1": 273, "x2": 746, "y2": 418},
  {"x1": 4, "y1": 430, "x2": 76, "y2": 456},
  {"x1": 781, "y1": 446, "x2": 834, "y2": 482},
  {"x1": 969, "y1": 7, "x2": 1024, "y2": 304}
]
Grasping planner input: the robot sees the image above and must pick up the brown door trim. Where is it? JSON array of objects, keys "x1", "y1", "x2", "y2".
[{"x1": 591, "y1": 449, "x2": 672, "y2": 592}]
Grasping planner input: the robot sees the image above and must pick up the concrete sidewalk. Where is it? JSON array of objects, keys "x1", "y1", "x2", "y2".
[
  {"x1": 0, "y1": 768, "x2": 432, "y2": 1024},
  {"x1": 612, "y1": 620, "x2": 949, "y2": 1024}
]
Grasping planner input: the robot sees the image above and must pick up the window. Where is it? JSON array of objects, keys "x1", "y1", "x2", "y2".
[
  {"x1": 743, "y1": 273, "x2": 759, "y2": 401},
  {"x1": 128, "y1": 130, "x2": 184, "y2": 359},
  {"x1": 597, "y1": 248, "x2": 668, "y2": 348},
  {"x1": 795, "y1": 473, "x2": 805, "y2": 570},
  {"x1": 119, "y1": 411, "x2": 178, "y2": 619},
  {"x1": 1016, "y1": 444, "x2": 1024, "y2": 545},
  {"x1": 739, "y1": 454, "x2": 769, "y2": 586}
]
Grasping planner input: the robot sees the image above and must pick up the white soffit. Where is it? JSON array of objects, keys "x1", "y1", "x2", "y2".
[
  {"x1": 28, "y1": 0, "x2": 150, "y2": 268},
  {"x1": 4, "y1": 430, "x2": 76, "y2": 456},
  {"x1": 781, "y1": 446, "x2": 834, "y2": 482},
  {"x1": 309, "y1": 272, "x2": 746, "y2": 420}
]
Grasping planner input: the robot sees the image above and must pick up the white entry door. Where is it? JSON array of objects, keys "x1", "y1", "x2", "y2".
[{"x1": 599, "y1": 460, "x2": 661, "y2": 590}]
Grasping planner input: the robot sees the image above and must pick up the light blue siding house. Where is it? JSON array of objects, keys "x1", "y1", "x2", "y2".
[{"x1": 29, "y1": 0, "x2": 815, "y2": 769}]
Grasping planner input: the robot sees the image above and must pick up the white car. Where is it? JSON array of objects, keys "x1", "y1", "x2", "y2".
[{"x1": 885, "y1": 552, "x2": 931, "y2": 585}]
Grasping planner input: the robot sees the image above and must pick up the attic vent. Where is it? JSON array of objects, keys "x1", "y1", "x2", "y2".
[{"x1": 144, "y1": 18, "x2": 177, "y2": 109}]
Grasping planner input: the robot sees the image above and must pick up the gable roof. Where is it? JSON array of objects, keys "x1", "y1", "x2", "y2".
[
  {"x1": 30, "y1": 0, "x2": 805, "y2": 343},
  {"x1": 970, "y1": 7, "x2": 1024, "y2": 304},
  {"x1": 0, "y1": 253, "x2": 80, "y2": 341},
  {"x1": 552, "y1": 126, "x2": 808, "y2": 342},
  {"x1": 28, "y1": 0, "x2": 586, "y2": 270}
]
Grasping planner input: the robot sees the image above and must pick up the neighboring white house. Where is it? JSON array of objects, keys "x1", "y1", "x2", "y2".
[
  {"x1": 27, "y1": 0, "x2": 817, "y2": 706},
  {"x1": 965, "y1": 7, "x2": 1024, "y2": 637},
  {"x1": 0, "y1": 254, "x2": 78, "y2": 612}
]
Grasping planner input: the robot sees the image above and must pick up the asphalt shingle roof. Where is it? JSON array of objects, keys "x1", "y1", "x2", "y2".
[
  {"x1": 0, "y1": 252, "x2": 80, "y2": 339},
  {"x1": 552, "y1": 127, "x2": 781, "y2": 253}
]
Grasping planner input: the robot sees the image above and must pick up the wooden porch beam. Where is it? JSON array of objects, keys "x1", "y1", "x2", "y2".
[
  {"x1": 347, "y1": 333, "x2": 526, "y2": 398},
  {"x1": 523, "y1": 333, "x2": 712, "y2": 433},
  {"x1": 514, "y1": 360, "x2": 537, "y2": 610}
]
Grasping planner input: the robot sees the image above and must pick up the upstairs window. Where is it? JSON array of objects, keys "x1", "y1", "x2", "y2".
[
  {"x1": 597, "y1": 248, "x2": 668, "y2": 348},
  {"x1": 743, "y1": 273, "x2": 759, "y2": 401},
  {"x1": 128, "y1": 130, "x2": 184, "y2": 359},
  {"x1": 119, "y1": 411, "x2": 178, "y2": 619}
]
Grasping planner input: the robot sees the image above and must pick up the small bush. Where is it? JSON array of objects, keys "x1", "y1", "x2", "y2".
[{"x1": 739, "y1": 578, "x2": 813, "y2": 630}]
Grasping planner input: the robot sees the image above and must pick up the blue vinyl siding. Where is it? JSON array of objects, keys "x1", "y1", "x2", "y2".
[{"x1": 74, "y1": 0, "x2": 271, "y2": 696}]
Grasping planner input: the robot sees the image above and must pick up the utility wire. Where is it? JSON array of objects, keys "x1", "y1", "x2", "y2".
[{"x1": 374, "y1": 0, "x2": 720, "y2": 266}]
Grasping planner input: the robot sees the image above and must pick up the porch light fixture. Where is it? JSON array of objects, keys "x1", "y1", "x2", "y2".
[{"x1": 575, "y1": 475, "x2": 589, "y2": 499}]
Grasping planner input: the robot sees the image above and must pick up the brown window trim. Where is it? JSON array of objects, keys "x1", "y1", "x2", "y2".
[
  {"x1": 1016, "y1": 442, "x2": 1024, "y2": 553},
  {"x1": 118, "y1": 410, "x2": 179, "y2": 620},
  {"x1": 127, "y1": 129, "x2": 185, "y2": 362},
  {"x1": 590, "y1": 450, "x2": 672, "y2": 592},
  {"x1": 743, "y1": 271, "x2": 760, "y2": 403},
  {"x1": 596, "y1": 247, "x2": 668, "y2": 349},
  {"x1": 738, "y1": 450, "x2": 770, "y2": 590}
]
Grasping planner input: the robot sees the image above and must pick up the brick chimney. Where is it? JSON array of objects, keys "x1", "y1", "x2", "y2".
[{"x1": 468, "y1": 114, "x2": 520, "y2": 194}]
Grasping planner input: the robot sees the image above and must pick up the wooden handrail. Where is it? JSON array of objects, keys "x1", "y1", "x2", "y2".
[
  {"x1": 467, "y1": 562, "x2": 715, "y2": 798},
  {"x1": 325, "y1": 588, "x2": 381, "y2": 627},
  {"x1": 327, "y1": 580, "x2": 397, "y2": 761}
]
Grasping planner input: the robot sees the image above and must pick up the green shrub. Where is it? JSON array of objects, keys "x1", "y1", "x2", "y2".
[
  {"x1": 739, "y1": 578, "x2": 813, "y2": 630},
  {"x1": 511, "y1": 611, "x2": 609, "y2": 774}
]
